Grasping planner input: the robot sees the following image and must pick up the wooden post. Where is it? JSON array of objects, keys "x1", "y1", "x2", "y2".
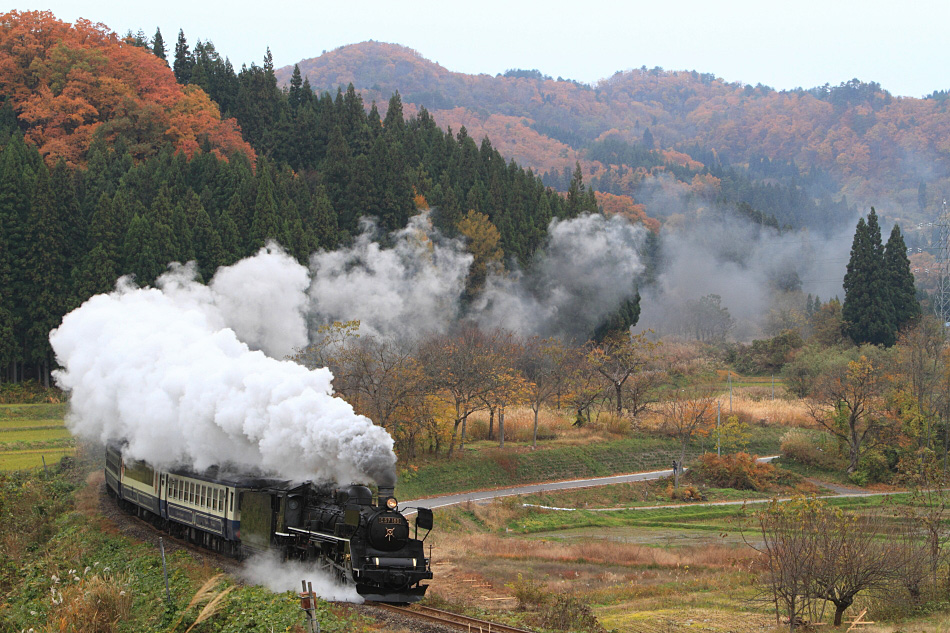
[{"x1": 159, "y1": 538, "x2": 171, "y2": 604}]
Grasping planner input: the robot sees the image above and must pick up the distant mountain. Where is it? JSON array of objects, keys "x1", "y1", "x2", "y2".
[{"x1": 279, "y1": 41, "x2": 950, "y2": 231}]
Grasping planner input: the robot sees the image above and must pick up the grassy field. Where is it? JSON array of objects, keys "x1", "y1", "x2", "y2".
[
  {"x1": 425, "y1": 484, "x2": 924, "y2": 633},
  {"x1": 0, "y1": 403, "x2": 74, "y2": 471}
]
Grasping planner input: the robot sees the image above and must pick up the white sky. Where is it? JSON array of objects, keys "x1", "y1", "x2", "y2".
[{"x1": 13, "y1": 1, "x2": 950, "y2": 98}]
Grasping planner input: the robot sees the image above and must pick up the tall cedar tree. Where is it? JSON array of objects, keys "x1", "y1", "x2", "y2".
[
  {"x1": 843, "y1": 208, "x2": 896, "y2": 346},
  {"x1": 152, "y1": 28, "x2": 167, "y2": 63},
  {"x1": 884, "y1": 224, "x2": 921, "y2": 328},
  {"x1": 173, "y1": 29, "x2": 193, "y2": 83}
]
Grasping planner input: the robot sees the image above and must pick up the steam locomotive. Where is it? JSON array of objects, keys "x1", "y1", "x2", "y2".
[{"x1": 105, "y1": 443, "x2": 433, "y2": 602}]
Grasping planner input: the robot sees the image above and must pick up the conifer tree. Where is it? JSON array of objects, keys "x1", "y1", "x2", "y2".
[
  {"x1": 25, "y1": 163, "x2": 67, "y2": 380},
  {"x1": 152, "y1": 28, "x2": 167, "y2": 63},
  {"x1": 173, "y1": 29, "x2": 194, "y2": 84},
  {"x1": 884, "y1": 223, "x2": 921, "y2": 329},
  {"x1": 842, "y1": 208, "x2": 895, "y2": 346},
  {"x1": 288, "y1": 64, "x2": 303, "y2": 111}
]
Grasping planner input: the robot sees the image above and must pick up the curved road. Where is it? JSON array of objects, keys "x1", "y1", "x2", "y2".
[{"x1": 401, "y1": 455, "x2": 781, "y2": 515}]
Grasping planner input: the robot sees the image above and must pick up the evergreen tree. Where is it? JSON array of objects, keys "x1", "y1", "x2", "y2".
[
  {"x1": 24, "y1": 163, "x2": 68, "y2": 381},
  {"x1": 842, "y1": 208, "x2": 895, "y2": 346},
  {"x1": 250, "y1": 161, "x2": 282, "y2": 249},
  {"x1": 0, "y1": 134, "x2": 35, "y2": 378},
  {"x1": 593, "y1": 292, "x2": 641, "y2": 342},
  {"x1": 173, "y1": 29, "x2": 194, "y2": 83},
  {"x1": 152, "y1": 27, "x2": 167, "y2": 63},
  {"x1": 884, "y1": 223, "x2": 921, "y2": 329},
  {"x1": 288, "y1": 64, "x2": 303, "y2": 111}
]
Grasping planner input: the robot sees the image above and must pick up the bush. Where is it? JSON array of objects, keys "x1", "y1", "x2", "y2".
[
  {"x1": 688, "y1": 452, "x2": 775, "y2": 491},
  {"x1": 540, "y1": 593, "x2": 605, "y2": 632},
  {"x1": 666, "y1": 483, "x2": 706, "y2": 501},
  {"x1": 850, "y1": 449, "x2": 891, "y2": 485},
  {"x1": 780, "y1": 429, "x2": 841, "y2": 469},
  {"x1": 507, "y1": 573, "x2": 548, "y2": 610}
]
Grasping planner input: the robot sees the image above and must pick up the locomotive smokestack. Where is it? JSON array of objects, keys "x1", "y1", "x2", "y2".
[{"x1": 378, "y1": 485, "x2": 395, "y2": 503}]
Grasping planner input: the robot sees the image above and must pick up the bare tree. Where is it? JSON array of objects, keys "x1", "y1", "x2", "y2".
[
  {"x1": 754, "y1": 498, "x2": 824, "y2": 631},
  {"x1": 587, "y1": 331, "x2": 657, "y2": 416},
  {"x1": 754, "y1": 497, "x2": 894, "y2": 629},
  {"x1": 418, "y1": 325, "x2": 496, "y2": 456},
  {"x1": 662, "y1": 387, "x2": 716, "y2": 487},
  {"x1": 519, "y1": 336, "x2": 566, "y2": 448}
]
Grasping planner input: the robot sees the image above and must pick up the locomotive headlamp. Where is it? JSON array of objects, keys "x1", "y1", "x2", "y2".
[{"x1": 386, "y1": 497, "x2": 398, "y2": 510}]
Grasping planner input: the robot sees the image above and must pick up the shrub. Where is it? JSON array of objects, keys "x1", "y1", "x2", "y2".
[
  {"x1": 507, "y1": 573, "x2": 548, "y2": 610},
  {"x1": 780, "y1": 429, "x2": 830, "y2": 467},
  {"x1": 689, "y1": 452, "x2": 775, "y2": 491},
  {"x1": 666, "y1": 483, "x2": 705, "y2": 501},
  {"x1": 850, "y1": 449, "x2": 891, "y2": 485},
  {"x1": 540, "y1": 593, "x2": 605, "y2": 632}
]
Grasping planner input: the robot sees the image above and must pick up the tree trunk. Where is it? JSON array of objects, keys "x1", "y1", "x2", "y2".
[
  {"x1": 615, "y1": 381, "x2": 623, "y2": 415},
  {"x1": 498, "y1": 407, "x2": 505, "y2": 448},
  {"x1": 533, "y1": 407, "x2": 539, "y2": 448},
  {"x1": 460, "y1": 413, "x2": 469, "y2": 450},
  {"x1": 488, "y1": 407, "x2": 495, "y2": 441},
  {"x1": 832, "y1": 598, "x2": 852, "y2": 627}
]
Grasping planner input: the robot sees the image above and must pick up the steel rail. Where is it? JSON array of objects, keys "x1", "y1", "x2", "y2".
[{"x1": 375, "y1": 602, "x2": 538, "y2": 633}]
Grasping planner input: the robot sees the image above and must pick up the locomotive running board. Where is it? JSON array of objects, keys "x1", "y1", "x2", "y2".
[{"x1": 287, "y1": 526, "x2": 350, "y2": 544}]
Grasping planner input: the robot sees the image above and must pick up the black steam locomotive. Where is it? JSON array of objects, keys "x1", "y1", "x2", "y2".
[{"x1": 105, "y1": 443, "x2": 433, "y2": 602}]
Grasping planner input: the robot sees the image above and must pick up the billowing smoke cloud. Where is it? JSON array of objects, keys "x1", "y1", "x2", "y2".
[
  {"x1": 241, "y1": 553, "x2": 362, "y2": 603},
  {"x1": 50, "y1": 245, "x2": 397, "y2": 486},
  {"x1": 309, "y1": 214, "x2": 473, "y2": 339},
  {"x1": 632, "y1": 177, "x2": 861, "y2": 340},
  {"x1": 474, "y1": 214, "x2": 646, "y2": 339},
  {"x1": 309, "y1": 212, "x2": 646, "y2": 341}
]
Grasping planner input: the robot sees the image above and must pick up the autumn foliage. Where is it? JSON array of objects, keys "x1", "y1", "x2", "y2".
[
  {"x1": 0, "y1": 10, "x2": 255, "y2": 166},
  {"x1": 288, "y1": 41, "x2": 950, "y2": 208}
]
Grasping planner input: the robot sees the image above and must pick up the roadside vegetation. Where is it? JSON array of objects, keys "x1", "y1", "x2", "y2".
[{"x1": 0, "y1": 444, "x2": 367, "y2": 633}]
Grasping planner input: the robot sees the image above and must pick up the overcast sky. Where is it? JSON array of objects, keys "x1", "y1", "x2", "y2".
[{"x1": 14, "y1": 1, "x2": 950, "y2": 98}]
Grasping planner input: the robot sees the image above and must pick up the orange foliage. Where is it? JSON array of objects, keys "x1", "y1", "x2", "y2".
[
  {"x1": 594, "y1": 191, "x2": 659, "y2": 232},
  {"x1": 289, "y1": 41, "x2": 950, "y2": 206},
  {"x1": 0, "y1": 10, "x2": 255, "y2": 166}
]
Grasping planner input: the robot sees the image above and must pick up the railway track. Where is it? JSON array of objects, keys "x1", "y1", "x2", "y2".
[{"x1": 375, "y1": 603, "x2": 538, "y2": 633}]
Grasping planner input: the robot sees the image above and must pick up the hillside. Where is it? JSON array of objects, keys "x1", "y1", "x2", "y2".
[
  {"x1": 0, "y1": 10, "x2": 255, "y2": 166},
  {"x1": 281, "y1": 41, "x2": 950, "y2": 230}
]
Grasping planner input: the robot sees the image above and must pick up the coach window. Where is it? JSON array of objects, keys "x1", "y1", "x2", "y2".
[{"x1": 190, "y1": 482, "x2": 195, "y2": 504}]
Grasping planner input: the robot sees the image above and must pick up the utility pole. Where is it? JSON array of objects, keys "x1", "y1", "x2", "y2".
[{"x1": 934, "y1": 200, "x2": 950, "y2": 328}]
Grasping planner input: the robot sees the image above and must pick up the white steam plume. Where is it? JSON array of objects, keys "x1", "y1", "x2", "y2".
[
  {"x1": 241, "y1": 553, "x2": 363, "y2": 603},
  {"x1": 309, "y1": 214, "x2": 472, "y2": 339},
  {"x1": 475, "y1": 214, "x2": 646, "y2": 340},
  {"x1": 50, "y1": 245, "x2": 397, "y2": 485},
  {"x1": 309, "y1": 212, "x2": 646, "y2": 342}
]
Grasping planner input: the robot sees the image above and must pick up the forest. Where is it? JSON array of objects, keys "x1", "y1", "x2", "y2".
[
  {"x1": 288, "y1": 41, "x2": 950, "y2": 234},
  {"x1": 0, "y1": 11, "x2": 604, "y2": 384}
]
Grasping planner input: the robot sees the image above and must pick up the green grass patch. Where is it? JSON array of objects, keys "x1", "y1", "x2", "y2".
[
  {"x1": 0, "y1": 427, "x2": 72, "y2": 444},
  {"x1": 0, "y1": 419, "x2": 64, "y2": 430},
  {"x1": 0, "y1": 448, "x2": 77, "y2": 470},
  {"x1": 399, "y1": 428, "x2": 785, "y2": 500},
  {"x1": 0, "y1": 402, "x2": 68, "y2": 419}
]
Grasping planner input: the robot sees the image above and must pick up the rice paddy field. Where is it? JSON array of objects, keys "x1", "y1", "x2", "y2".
[{"x1": 0, "y1": 403, "x2": 74, "y2": 471}]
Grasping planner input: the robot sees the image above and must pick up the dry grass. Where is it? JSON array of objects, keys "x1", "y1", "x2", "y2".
[
  {"x1": 454, "y1": 533, "x2": 760, "y2": 571},
  {"x1": 466, "y1": 407, "x2": 577, "y2": 443},
  {"x1": 42, "y1": 572, "x2": 133, "y2": 633},
  {"x1": 726, "y1": 389, "x2": 812, "y2": 428}
]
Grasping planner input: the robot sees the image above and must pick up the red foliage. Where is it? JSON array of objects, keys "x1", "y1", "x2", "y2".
[{"x1": 0, "y1": 10, "x2": 255, "y2": 166}]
